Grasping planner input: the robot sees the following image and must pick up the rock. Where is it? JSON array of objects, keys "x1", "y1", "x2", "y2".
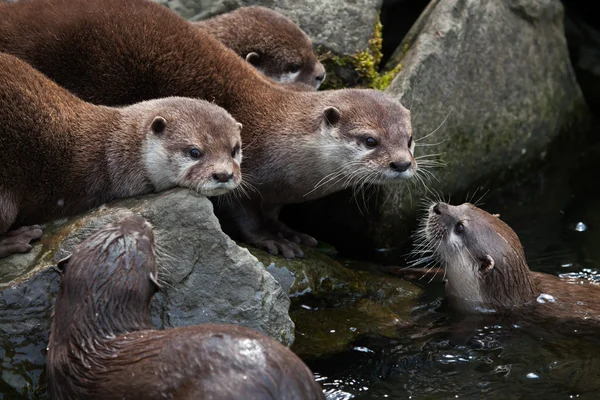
[
  {"x1": 151, "y1": 0, "x2": 384, "y2": 88},
  {"x1": 0, "y1": 189, "x2": 293, "y2": 395},
  {"x1": 249, "y1": 247, "x2": 424, "y2": 358},
  {"x1": 376, "y1": 0, "x2": 590, "y2": 253},
  {"x1": 283, "y1": 0, "x2": 591, "y2": 261},
  {"x1": 564, "y1": 10, "x2": 600, "y2": 114}
]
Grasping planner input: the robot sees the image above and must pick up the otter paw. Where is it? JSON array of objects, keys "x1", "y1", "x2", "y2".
[
  {"x1": 277, "y1": 231, "x2": 318, "y2": 247},
  {"x1": 0, "y1": 225, "x2": 43, "y2": 259},
  {"x1": 248, "y1": 234, "x2": 304, "y2": 259},
  {"x1": 269, "y1": 223, "x2": 318, "y2": 247}
]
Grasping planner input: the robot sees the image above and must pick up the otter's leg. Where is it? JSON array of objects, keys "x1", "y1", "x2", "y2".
[
  {"x1": 214, "y1": 198, "x2": 305, "y2": 259},
  {"x1": 262, "y1": 203, "x2": 318, "y2": 247},
  {"x1": 0, "y1": 195, "x2": 43, "y2": 259},
  {"x1": 0, "y1": 225, "x2": 44, "y2": 258}
]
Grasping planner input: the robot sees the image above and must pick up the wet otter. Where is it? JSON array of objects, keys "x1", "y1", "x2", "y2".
[
  {"x1": 0, "y1": 52, "x2": 242, "y2": 259},
  {"x1": 47, "y1": 215, "x2": 325, "y2": 400},
  {"x1": 417, "y1": 202, "x2": 600, "y2": 324},
  {"x1": 0, "y1": 0, "x2": 416, "y2": 259},
  {"x1": 195, "y1": 6, "x2": 326, "y2": 90}
]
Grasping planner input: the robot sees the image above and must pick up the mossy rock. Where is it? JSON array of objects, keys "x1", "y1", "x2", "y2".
[
  {"x1": 319, "y1": 17, "x2": 403, "y2": 90},
  {"x1": 249, "y1": 246, "x2": 421, "y2": 299},
  {"x1": 248, "y1": 246, "x2": 424, "y2": 358}
]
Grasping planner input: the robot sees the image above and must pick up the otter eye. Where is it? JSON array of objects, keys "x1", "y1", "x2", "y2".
[
  {"x1": 231, "y1": 144, "x2": 240, "y2": 158},
  {"x1": 288, "y1": 63, "x2": 301, "y2": 73},
  {"x1": 365, "y1": 137, "x2": 378, "y2": 148},
  {"x1": 455, "y1": 222, "x2": 465, "y2": 234},
  {"x1": 190, "y1": 148, "x2": 202, "y2": 159}
]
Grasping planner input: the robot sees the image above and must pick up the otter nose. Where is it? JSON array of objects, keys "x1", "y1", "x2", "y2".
[
  {"x1": 213, "y1": 172, "x2": 233, "y2": 183},
  {"x1": 433, "y1": 203, "x2": 448, "y2": 215},
  {"x1": 390, "y1": 161, "x2": 412, "y2": 172}
]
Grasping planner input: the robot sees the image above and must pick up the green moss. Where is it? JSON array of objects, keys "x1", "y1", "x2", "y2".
[{"x1": 319, "y1": 17, "x2": 403, "y2": 90}]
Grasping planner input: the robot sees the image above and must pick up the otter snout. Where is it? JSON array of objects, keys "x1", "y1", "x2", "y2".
[
  {"x1": 389, "y1": 160, "x2": 412, "y2": 173},
  {"x1": 213, "y1": 172, "x2": 234, "y2": 183},
  {"x1": 313, "y1": 62, "x2": 326, "y2": 88}
]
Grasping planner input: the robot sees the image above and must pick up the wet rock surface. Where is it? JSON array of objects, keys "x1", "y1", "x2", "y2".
[
  {"x1": 0, "y1": 189, "x2": 293, "y2": 396},
  {"x1": 250, "y1": 247, "x2": 424, "y2": 358}
]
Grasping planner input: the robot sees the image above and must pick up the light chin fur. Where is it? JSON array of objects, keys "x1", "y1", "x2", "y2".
[{"x1": 198, "y1": 183, "x2": 238, "y2": 197}]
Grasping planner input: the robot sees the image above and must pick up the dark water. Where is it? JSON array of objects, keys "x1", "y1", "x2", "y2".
[{"x1": 304, "y1": 138, "x2": 600, "y2": 399}]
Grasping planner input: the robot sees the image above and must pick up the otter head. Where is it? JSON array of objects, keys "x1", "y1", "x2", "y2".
[
  {"x1": 239, "y1": 7, "x2": 326, "y2": 89},
  {"x1": 422, "y1": 202, "x2": 536, "y2": 313},
  {"x1": 142, "y1": 98, "x2": 243, "y2": 197},
  {"x1": 314, "y1": 89, "x2": 416, "y2": 192},
  {"x1": 55, "y1": 215, "x2": 157, "y2": 337}
]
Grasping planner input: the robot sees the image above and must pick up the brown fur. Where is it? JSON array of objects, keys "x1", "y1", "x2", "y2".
[
  {"x1": 0, "y1": 52, "x2": 242, "y2": 258},
  {"x1": 195, "y1": 6, "x2": 325, "y2": 90},
  {"x1": 47, "y1": 215, "x2": 325, "y2": 400},
  {"x1": 0, "y1": 0, "x2": 416, "y2": 259},
  {"x1": 421, "y1": 202, "x2": 600, "y2": 324}
]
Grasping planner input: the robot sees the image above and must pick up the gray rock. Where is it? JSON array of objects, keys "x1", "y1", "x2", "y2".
[
  {"x1": 564, "y1": 12, "x2": 600, "y2": 113},
  {"x1": 153, "y1": 0, "x2": 382, "y2": 56},
  {"x1": 0, "y1": 189, "x2": 293, "y2": 395},
  {"x1": 290, "y1": 0, "x2": 590, "y2": 258}
]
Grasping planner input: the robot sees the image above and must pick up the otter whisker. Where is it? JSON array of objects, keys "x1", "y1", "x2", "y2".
[
  {"x1": 473, "y1": 188, "x2": 490, "y2": 207},
  {"x1": 415, "y1": 152, "x2": 446, "y2": 160},
  {"x1": 415, "y1": 139, "x2": 448, "y2": 147},
  {"x1": 415, "y1": 108, "x2": 453, "y2": 143},
  {"x1": 303, "y1": 160, "x2": 364, "y2": 197}
]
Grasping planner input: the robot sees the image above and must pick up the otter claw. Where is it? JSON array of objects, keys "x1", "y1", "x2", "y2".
[
  {"x1": 248, "y1": 233, "x2": 305, "y2": 259},
  {"x1": 0, "y1": 225, "x2": 43, "y2": 259}
]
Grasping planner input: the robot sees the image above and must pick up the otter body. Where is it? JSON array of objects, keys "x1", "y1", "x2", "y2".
[
  {"x1": 419, "y1": 202, "x2": 600, "y2": 325},
  {"x1": 47, "y1": 216, "x2": 325, "y2": 400},
  {"x1": 195, "y1": 6, "x2": 325, "y2": 90},
  {"x1": 0, "y1": 52, "x2": 242, "y2": 259},
  {"x1": 0, "y1": 0, "x2": 416, "y2": 259}
]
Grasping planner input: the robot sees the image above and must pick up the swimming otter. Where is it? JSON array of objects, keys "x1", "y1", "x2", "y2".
[
  {"x1": 0, "y1": 0, "x2": 416, "y2": 259},
  {"x1": 417, "y1": 202, "x2": 600, "y2": 324},
  {"x1": 47, "y1": 215, "x2": 325, "y2": 400},
  {"x1": 195, "y1": 6, "x2": 326, "y2": 90},
  {"x1": 0, "y1": 52, "x2": 242, "y2": 259}
]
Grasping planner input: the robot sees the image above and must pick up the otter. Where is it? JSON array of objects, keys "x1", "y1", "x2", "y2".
[
  {"x1": 47, "y1": 215, "x2": 325, "y2": 400},
  {"x1": 195, "y1": 6, "x2": 326, "y2": 90},
  {"x1": 0, "y1": 52, "x2": 242, "y2": 259},
  {"x1": 416, "y1": 202, "x2": 600, "y2": 324},
  {"x1": 0, "y1": 0, "x2": 416, "y2": 259}
]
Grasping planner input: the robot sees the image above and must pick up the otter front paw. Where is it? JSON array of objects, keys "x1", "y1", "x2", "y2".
[
  {"x1": 0, "y1": 225, "x2": 43, "y2": 259},
  {"x1": 246, "y1": 232, "x2": 305, "y2": 259},
  {"x1": 267, "y1": 221, "x2": 318, "y2": 247}
]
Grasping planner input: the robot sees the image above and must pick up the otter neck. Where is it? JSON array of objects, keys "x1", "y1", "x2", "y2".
[
  {"x1": 445, "y1": 255, "x2": 538, "y2": 313},
  {"x1": 105, "y1": 106, "x2": 155, "y2": 197}
]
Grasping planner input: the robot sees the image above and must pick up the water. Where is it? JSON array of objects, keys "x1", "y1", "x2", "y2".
[{"x1": 303, "y1": 138, "x2": 600, "y2": 399}]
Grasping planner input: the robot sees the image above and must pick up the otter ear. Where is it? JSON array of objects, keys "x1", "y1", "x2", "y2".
[
  {"x1": 56, "y1": 254, "x2": 72, "y2": 273},
  {"x1": 246, "y1": 52, "x2": 260, "y2": 66},
  {"x1": 151, "y1": 116, "x2": 167, "y2": 135},
  {"x1": 236, "y1": 122, "x2": 243, "y2": 131},
  {"x1": 323, "y1": 106, "x2": 340, "y2": 126},
  {"x1": 480, "y1": 254, "x2": 495, "y2": 273}
]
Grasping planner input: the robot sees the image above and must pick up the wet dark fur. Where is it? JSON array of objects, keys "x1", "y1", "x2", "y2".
[
  {"x1": 47, "y1": 216, "x2": 325, "y2": 400},
  {"x1": 422, "y1": 202, "x2": 600, "y2": 325},
  {"x1": 0, "y1": 0, "x2": 414, "y2": 258},
  {"x1": 195, "y1": 6, "x2": 325, "y2": 90}
]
